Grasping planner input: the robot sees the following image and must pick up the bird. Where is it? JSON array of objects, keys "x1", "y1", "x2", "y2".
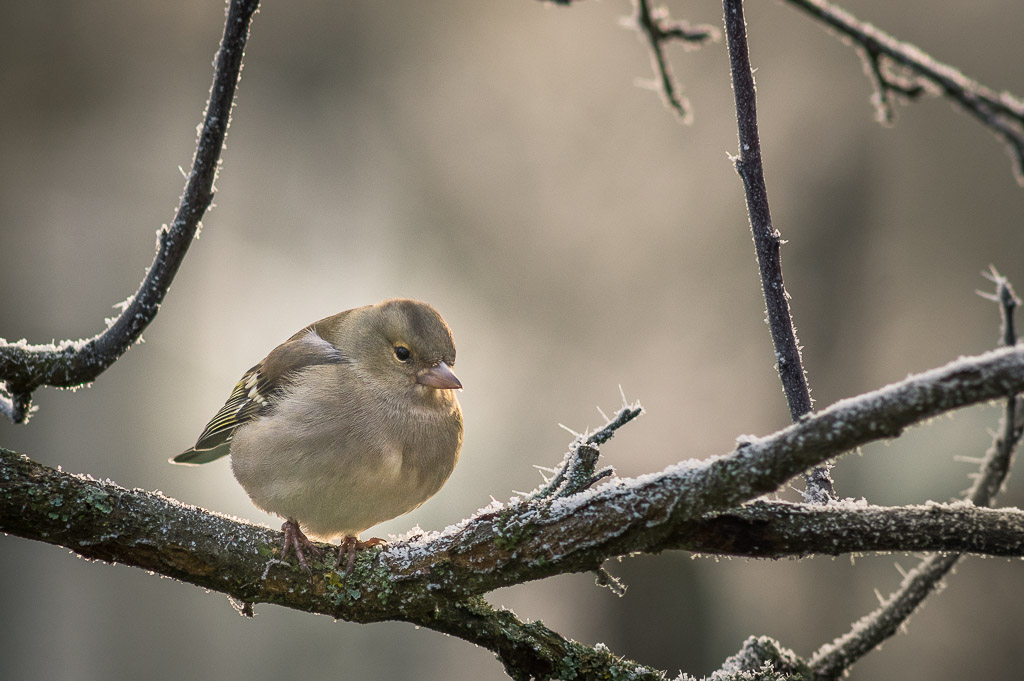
[{"x1": 173, "y1": 298, "x2": 464, "y2": 574}]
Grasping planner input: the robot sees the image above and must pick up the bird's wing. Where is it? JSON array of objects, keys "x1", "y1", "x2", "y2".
[{"x1": 172, "y1": 328, "x2": 349, "y2": 464}]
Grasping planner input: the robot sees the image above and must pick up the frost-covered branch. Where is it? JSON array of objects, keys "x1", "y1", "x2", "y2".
[
  {"x1": 723, "y1": 0, "x2": 835, "y2": 503},
  {"x1": 6, "y1": 346, "x2": 1024, "y2": 593},
  {"x1": 809, "y1": 273, "x2": 1023, "y2": 681},
  {"x1": 531, "y1": 403, "x2": 642, "y2": 500},
  {"x1": 784, "y1": 0, "x2": 1024, "y2": 185},
  {"x1": 9, "y1": 449, "x2": 1024, "y2": 606},
  {"x1": 0, "y1": 0, "x2": 260, "y2": 423}
]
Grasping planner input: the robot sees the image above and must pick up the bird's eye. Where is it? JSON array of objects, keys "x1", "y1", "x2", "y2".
[{"x1": 394, "y1": 345, "x2": 411, "y2": 361}]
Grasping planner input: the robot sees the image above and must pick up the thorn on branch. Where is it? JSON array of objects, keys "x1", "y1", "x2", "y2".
[
  {"x1": 631, "y1": 0, "x2": 719, "y2": 123},
  {"x1": 594, "y1": 566, "x2": 627, "y2": 597}
]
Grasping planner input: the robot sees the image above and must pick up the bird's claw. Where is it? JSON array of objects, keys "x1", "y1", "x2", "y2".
[
  {"x1": 336, "y1": 536, "x2": 387, "y2": 576},
  {"x1": 280, "y1": 519, "x2": 322, "y2": 574}
]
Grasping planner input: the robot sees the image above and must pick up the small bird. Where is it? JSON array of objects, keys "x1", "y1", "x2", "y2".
[{"x1": 173, "y1": 299, "x2": 464, "y2": 574}]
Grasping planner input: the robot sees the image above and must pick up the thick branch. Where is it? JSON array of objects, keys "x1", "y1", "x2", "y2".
[
  {"x1": 681, "y1": 500, "x2": 1024, "y2": 558},
  {"x1": 723, "y1": 0, "x2": 834, "y2": 502},
  {"x1": 12, "y1": 461, "x2": 1024, "y2": 679},
  {"x1": 0, "y1": 448, "x2": 664, "y2": 681},
  {"x1": 784, "y1": 0, "x2": 1024, "y2": 184},
  {"x1": 0, "y1": 0, "x2": 260, "y2": 422},
  {"x1": 10, "y1": 449, "x2": 1024, "y2": 597},
  {"x1": 5, "y1": 346, "x2": 1024, "y2": 599}
]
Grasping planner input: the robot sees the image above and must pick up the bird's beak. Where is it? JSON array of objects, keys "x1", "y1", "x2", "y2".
[{"x1": 416, "y1": 362, "x2": 462, "y2": 390}]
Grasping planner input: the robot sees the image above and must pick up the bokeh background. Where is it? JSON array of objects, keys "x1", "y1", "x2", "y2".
[{"x1": 3, "y1": 1, "x2": 1024, "y2": 679}]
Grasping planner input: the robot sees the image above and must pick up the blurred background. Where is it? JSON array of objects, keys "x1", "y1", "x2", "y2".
[{"x1": 2, "y1": 1, "x2": 1024, "y2": 679}]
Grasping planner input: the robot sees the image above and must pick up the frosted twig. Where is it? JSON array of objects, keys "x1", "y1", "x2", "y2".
[
  {"x1": 532, "y1": 403, "x2": 643, "y2": 500},
  {"x1": 784, "y1": 0, "x2": 1024, "y2": 185},
  {"x1": 631, "y1": 0, "x2": 719, "y2": 123},
  {"x1": 982, "y1": 266, "x2": 1020, "y2": 348},
  {"x1": 0, "y1": 0, "x2": 261, "y2": 422},
  {"x1": 722, "y1": 0, "x2": 835, "y2": 503},
  {"x1": 589, "y1": 402, "x2": 643, "y2": 446}
]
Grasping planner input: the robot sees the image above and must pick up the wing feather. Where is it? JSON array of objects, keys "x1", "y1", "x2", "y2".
[{"x1": 172, "y1": 328, "x2": 348, "y2": 464}]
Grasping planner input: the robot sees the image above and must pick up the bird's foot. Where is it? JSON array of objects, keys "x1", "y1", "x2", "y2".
[
  {"x1": 280, "y1": 519, "x2": 323, "y2": 574},
  {"x1": 336, "y1": 536, "x2": 387, "y2": 576}
]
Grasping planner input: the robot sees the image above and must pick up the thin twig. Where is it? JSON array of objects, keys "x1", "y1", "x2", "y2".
[
  {"x1": 809, "y1": 274, "x2": 1023, "y2": 680},
  {"x1": 632, "y1": 0, "x2": 719, "y2": 123},
  {"x1": 980, "y1": 265, "x2": 1021, "y2": 349},
  {"x1": 0, "y1": 0, "x2": 261, "y2": 422},
  {"x1": 532, "y1": 403, "x2": 643, "y2": 500},
  {"x1": 784, "y1": 0, "x2": 1024, "y2": 185},
  {"x1": 722, "y1": 0, "x2": 835, "y2": 502}
]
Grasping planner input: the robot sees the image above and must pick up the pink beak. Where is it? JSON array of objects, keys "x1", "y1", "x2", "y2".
[{"x1": 416, "y1": 361, "x2": 462, "y2": 390}]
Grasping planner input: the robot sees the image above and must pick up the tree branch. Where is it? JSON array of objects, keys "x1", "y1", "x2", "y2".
[
  {"x1": 784, "y1": 0, "x2": 1024, "y2": 185},
  {"x1": 425, "y1": 599, "x2": 664, "y2": 681},
  {"x1": 0, "y1": 447, "x2": 667, "y2": 681},
  {"x1": 16, "y1": 447, "x2": 1024, "y2": 680},
  {"x1": 723, "y1": 0, "x2": 835, "y2": 503},
  {"x1": 5, "y1": 346, "x2": 1024, "y2": 594},
  {"x1": 682, "y1": 500, "x2": 1024, "y2": 558},
  {"x1": 0, "y1": 0, "x2": 261, "y2": 422},
  {"x1": 10, "y1": 447, "x2": 1024, "y2": 599}
]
